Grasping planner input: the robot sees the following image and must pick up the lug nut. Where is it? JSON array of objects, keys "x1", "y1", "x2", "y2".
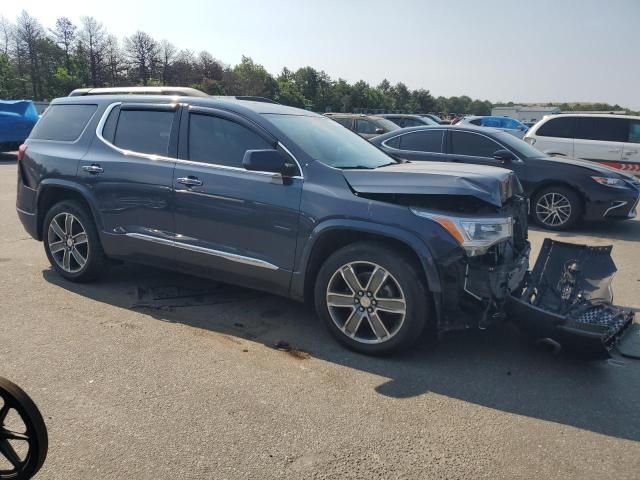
[
  {"x1": 367, "y1": 307, "x2": 373, "y2": 313},
  {"x1": 358, "y1": 291, "x2": 364, "y2": 296},
  {"x1": 371, "y1": 299, "x2": 377, "y2": 305},
  {"x1": 354, "y1": 298, "x2": 359, "y2": 304},
  {"x1": 359, "y1": 307, "x2": 365, "y2": 312},
  {"x1": 366, "y1": 291, "x2": 372, "y2": 297}
]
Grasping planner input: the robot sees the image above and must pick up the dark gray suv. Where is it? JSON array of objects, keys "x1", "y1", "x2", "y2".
[{"x1": 16, "y1": 94, "x2": 530, "y2": 355}]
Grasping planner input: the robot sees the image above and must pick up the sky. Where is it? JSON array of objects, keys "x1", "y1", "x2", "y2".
[{"x1": 3, "y1": 0, "x2": 639, "y2": 109}]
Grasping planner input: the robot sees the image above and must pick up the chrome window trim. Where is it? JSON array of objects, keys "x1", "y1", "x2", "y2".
[
  {"x1": 381, "y1": 128, "x2": 524, "y2": 162},
  {"x1": 381, "y1": 129, "x2": 447, "y2": 154},
  {"x1": 125, "y1": 233, "x2": 279, "y2": 270},
  {"x1": 95, "y1": 102, "x2": 304, "y2": 179}
]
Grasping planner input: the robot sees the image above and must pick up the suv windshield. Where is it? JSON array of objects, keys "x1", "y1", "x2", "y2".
[
  {"x1": 493, "y1": 130, "x2": 544, "y2": 158},
  {"x1": 265, "y1": 114, "x2": 397, "y2": 169}
]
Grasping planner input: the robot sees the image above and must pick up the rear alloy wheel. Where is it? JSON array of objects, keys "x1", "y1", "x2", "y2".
[
  {"x1": 315, "y1": 242, "x2": 430, "y2": 355},
  {"x1": 532, "y1": 186, "x2": 581, "y2": 230},
  {"x1": 43, "y1": 201, "x2": 106, "y2": 282}
]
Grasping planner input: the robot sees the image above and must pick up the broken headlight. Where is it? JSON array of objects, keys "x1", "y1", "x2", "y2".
[{"x1": 411, "y1": 208, "x2": 513, "y2": 256}]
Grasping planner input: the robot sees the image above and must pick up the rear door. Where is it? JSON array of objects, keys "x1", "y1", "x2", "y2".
[
  {"x1": 573, "y1": 116, "x2": 626, "y2": 163},
  {"x1": 621, "y1": 119, "x2": 640, "y2": 175},
  {"x1": 172, "y1": 106, "x2": 302, "y2": 295},
  {"x1": 78, "y1": 102, "x2": 179, "y2": 261},
  {"x1": 446, "y1": 130, "x2": 530, "y2": 191}
]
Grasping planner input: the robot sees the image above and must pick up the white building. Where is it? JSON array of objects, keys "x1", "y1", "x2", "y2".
[{"x1": 491, "y1": 105, "x2": 561, "y2": 123}]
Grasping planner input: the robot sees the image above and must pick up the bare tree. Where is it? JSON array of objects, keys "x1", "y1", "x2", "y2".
[
  {"x1": 124, "y1": 31, "x2": 159, "y2": 85},
  {"x1": 104, "y1": 34, "x2": 124, "y2": 86},
  {"x1": 197, "y1": 50, "x2": 223, "y2": 81},
  {"x1": 50, "y1": 17, "x2": 76, "y2": 73},
  {"x1": 79, "y1": 16, "x2": 106, "y2": 86},
  {"x1": 0, "y1": 16, "x2": 12, "y2": 56},
  {"x1": 15, "y1": 10, "x2": 43, "y2": 98},
  {"x1": 159, "y1": 40, "x2": 176, "y2": 85}
]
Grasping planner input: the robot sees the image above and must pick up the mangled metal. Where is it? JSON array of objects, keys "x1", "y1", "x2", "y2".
[{"x1": 507, "y1": 239, "x2": 637, "y2": 359}]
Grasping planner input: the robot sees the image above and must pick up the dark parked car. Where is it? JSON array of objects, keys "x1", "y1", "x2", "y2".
[
  {"x1": 379, "y1": 114, "x2": 438, "y2": 128},
  {"x1": 371, "y1": 126, "x2": 640, "y2": 230},
  {"x1": 17, "y1": 94, "x2": 532, "y2": 355},
  {"x1": 324, "y1": 113, "x2": 399, "y2": 139}
]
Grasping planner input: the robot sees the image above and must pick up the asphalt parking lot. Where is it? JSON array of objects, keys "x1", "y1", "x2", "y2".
[{"x1": 1, "y1": 152, "x2": 639, "y2": 479}]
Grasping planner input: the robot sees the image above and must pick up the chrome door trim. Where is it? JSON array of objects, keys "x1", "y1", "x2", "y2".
[
  {"x1": 125, "y1": 233, "x2": 279, "y2": 270},
  {"x1": 96, "y1": 102, "x2": 304, "y2": 180}
]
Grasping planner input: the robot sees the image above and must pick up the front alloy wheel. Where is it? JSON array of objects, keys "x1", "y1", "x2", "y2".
[
  {"x1": 532, "y1": 186, "x2": 582, "y2": 230},
  {"x1": 315, "y1": 242, "x2": 430, "y2": 355},
  {"x1": 326, "y1": 262, "x2": 406, "y2": 344}
]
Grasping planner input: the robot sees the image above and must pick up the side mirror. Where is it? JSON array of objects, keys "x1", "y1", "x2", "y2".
[
  {"x1": 375, "y1": 127, "x2": 386, "y2": 134},
  {"x1": 493, "y1": 149, "x2": 516, "y2": 162},
  {"x1": 242, "y1": 149, "x2": 298, "y2": 176}
]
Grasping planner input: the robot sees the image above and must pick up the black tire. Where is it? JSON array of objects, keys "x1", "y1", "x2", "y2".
[
  {"x1": 531, "y1": 185, "x2": 582, "y2": 231},
  {"x1": 0, "y1": 377, "x2": 48, "y2": 480},
  {"x1": 314, "y1": 242, "x2": 431, "y2": 355},
  {"x1": 42, "y1": 200, "x2": 107, "y2": 282}
]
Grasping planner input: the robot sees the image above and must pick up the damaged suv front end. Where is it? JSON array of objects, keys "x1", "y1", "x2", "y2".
[{"x1": 341, "y1": 161, "x2": 531, "y2": 333}]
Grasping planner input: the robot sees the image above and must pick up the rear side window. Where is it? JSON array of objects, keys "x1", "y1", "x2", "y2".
[
  {"x1": 536, "y1": 116, "x2": 575, "y2": 138},
  {"x1": 333, "y1": 118, "x2": 352, "y2": 129},
  {"x1": 469, "y1": 119, "x2": 482, "y2": 126},
  {"x1": 451, "y1": 131, "x2": 501, "y2": 157},
  {"x1": 188, "y1": 113, "x2": 271, "y2": 168},
  {"x1": 482, "y1": 117, "x2": 501, "y2": 128},
  {"x1": 113, "y1": 110, "x2": 174, "y2": 156},
  {"x1": 403, "y1": 118, "x2": 424, "y2": 127},
  {"x1": 30, "y1": 104, "x2": 97, "y2": 141},
  {"x1": 355, "y1": 119, "x2": 377, "y2": 134},
  {"x1": 398, "y1": 130, "x2": 443, "y2": 153},
  {"x1": 575, "y1": 117, "x2": 629, "y2": 142}
]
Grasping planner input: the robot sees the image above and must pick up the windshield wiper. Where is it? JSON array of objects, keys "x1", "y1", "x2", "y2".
[{"x1": 334, "y1": 165, "x2": 375, "y2": 170}]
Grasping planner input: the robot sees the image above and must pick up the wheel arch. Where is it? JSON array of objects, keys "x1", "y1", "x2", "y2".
[
  {"x1": 36, "y1": 180, "x2": 102, "y2": 240},
  {"x1": 530, "y1": 181, "x2": 586, "y2": 212},
  {"x1": 293, "y1": 220, "x2": 442, "y2": 318}
]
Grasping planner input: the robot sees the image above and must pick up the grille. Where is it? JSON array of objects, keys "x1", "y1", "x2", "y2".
[{"x1": 575, "y1": 305, "x2": 630, "y2": 340}]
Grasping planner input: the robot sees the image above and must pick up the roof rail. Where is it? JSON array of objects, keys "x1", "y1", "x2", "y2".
[{"x1": 68, "y1": 86, "x2": 210, "y2": 97}]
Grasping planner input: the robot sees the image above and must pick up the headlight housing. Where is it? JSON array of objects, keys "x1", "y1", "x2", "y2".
[
  {"x1": 591, "y1": 176, "x2": 627, "y2": 188},
  {"x1": 411, "y1": 208, "x2": 513, "y2": 256}
]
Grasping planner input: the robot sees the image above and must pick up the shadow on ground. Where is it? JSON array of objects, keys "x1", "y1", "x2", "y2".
[{"x1": 43, "y1": 263, "x2": 640, "y2": 442}]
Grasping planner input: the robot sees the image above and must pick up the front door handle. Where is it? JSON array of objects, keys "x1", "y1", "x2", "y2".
[
  {"x1": 82, "y1": 164, "x2": 104, "y2": 174},
  {"x1": 177, "y1": 176, "x2": 203, "y2": 187}
]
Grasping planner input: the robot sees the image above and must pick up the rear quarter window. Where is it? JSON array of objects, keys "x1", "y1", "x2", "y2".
[
  {"x1": 29, "y1": 104, "x2": 97, "y2": 141},
  {"x1": 575, "y1": 117, "x2": 629, "y2": 142},
  {"x1": 535, "y1": 116, "x2": 575, "y2": 138}
]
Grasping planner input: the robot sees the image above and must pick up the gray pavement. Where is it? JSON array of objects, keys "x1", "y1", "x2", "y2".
[{"x1": 1, "y1": 153, "x2": 639, "y2": 479}]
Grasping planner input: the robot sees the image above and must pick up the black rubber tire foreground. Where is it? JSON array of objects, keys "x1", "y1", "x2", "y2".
[{"x1": 0, "y1": 377, "x2": 48, "y2": 479}]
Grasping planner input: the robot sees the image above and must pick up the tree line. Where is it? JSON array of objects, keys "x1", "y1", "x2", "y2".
[{"x1": 0, "y1": 11, "x2": 634, "y2": 116}]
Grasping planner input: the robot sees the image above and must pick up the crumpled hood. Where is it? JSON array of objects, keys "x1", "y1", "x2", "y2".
[{"x1": 342, "y1": 161, "x2": 521, "y2": 207}]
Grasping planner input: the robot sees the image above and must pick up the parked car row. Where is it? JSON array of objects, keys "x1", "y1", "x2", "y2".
[
  {"x1": 0, "y1": 100, "x2": 39, "y2": 152},
  {"x1": 371, "y1": 125, "x2": 640, "y2": 230}
]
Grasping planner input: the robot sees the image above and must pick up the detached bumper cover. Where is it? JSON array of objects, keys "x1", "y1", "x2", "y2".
[{"x1": 507, "y1": 239, "x2": 636, "y2": 359}]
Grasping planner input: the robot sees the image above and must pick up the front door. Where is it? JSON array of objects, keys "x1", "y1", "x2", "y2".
[
  {"x1": 172, "y1": 106, "x2": 302, "y2": 295},
  {"x1": 573, "y1": 116, "x2": 626, "y2": 164},
  {"x1": 446, "y1": 130, "x2": 530, "y2": 191},
  {"x1": 78, "y1": 102, "x2": 180, "y2": 262}
]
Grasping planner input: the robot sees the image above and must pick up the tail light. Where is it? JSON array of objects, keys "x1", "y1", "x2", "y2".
[{"x1": 17, "y1": 144, "x2": 27, "y2": 161}]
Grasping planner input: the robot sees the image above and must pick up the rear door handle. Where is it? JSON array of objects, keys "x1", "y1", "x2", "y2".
[
  {"x1": 177, "y1": 176, "x2": 203, "y2": 187},
  {"x1": 82, "y1": 164, "x2": 104, "y2": 174}
]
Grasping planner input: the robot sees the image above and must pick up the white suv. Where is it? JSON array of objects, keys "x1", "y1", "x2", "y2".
[{"x1": 524, "y1": 114, "x2": 640, "y2": 175}]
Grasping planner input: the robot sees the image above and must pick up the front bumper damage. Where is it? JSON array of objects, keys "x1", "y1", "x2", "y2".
[{"x1": 507, "y1": 239, "x2": 638, "y2": 360}]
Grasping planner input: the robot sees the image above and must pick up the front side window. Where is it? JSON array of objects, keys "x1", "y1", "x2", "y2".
[
  {"x1": 113, "y1": 110, "x2": 174, "y2": 156},
  {"x1": 536, "y1": 116, "x2": 575, "y2": 138},
  {"x1": 398, "y1": 130, "x2": 443, "y2": 153},
  {"x1": 30, "y1": 104, "x2": 97, "y2": 141},
  {"x1": 575, "y1": 117, "x2": 629, "y2": 142},
  {"x1": 450, "y1": 131, "x2": 501, "y2": 157},
  {"x1": 188, "y1": 113, "x2": 271, "y2": 168},
  {"x1": 333, "y1": 117, "x2": 352, "y2": 129}
]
